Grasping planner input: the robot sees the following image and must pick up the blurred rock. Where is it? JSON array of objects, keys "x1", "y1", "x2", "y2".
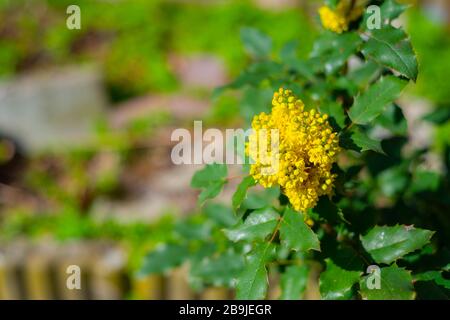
[
  {"x1": 254, "y1": 0, "x2": 299, "y2": 10},
  {"x1": 0, "y1": 65, "x2": 107, "y2": 153},
  {"x1": 169, "y1": 54, "x2": 228, "y2": 89},
  {"x1": 110, "y1": 94, "x2": 209, "y2": 128}
]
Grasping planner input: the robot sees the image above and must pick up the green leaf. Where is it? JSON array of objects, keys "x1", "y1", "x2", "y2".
[
  {"x1": 225, "y1": 207, "x2": 279, "y2": 242},
  {"x1": 240, "y1": 87, "x2": 273, "y2": 124},
  {"x1": 376, "y1": 103, "x2": 408, "y2": 136},
  {"x1": 360, "y1": 265, "x2": 415, "y2": 300},
  {"x1": 319, "y1": 259, "x2": 362, "y2": 300},
  {"x1": 190, "y1": 250, "x2": 245, "y2": 288},
  {"x1": 319, "y1": 101, "x2": 346, "y2": 129},
  {"x1": 350, "y1": 128, "x2": 384, "y2": 154},
  {"x1": 204, "y1": 203, "x2": 238, "y2": 227},
  {"x1": 191, "y1": 163, "x2": 228, "y2": 204},
  {"x1": 347, "y1": 60, "x2": 380, "y2": 89},
  {"x1": 280, "y1": 207, "x2": 320, "y2": 252},
  {"x1": 380, "y1": 0, "x2": 409, "y2": 21},
  {"x1": 349, "y1": 76, "x2": 408, "y2": 125},
  {"x1": 240, "y1": 187, "x2": 280, "y2": 211},
  {"x1": 362, "y1": 26, "x2": 418, "y2": 81},
  {"x1": 236, "y1": 243, "x2": 275, "y2": 300},
  {"x1": 174, "y1": 221, "x2": 211, "y2": 240},
  {"x1": 240, "y1": 27, "x2": 272, "y2": 59},
  {"x1": 422, "y1": 107, "x2": 450, "y2": 124},
  {"x1": 378, "y1": 165, "x2": 409, "y2": 197},
  {"x1": 414, "y1": 271, "x2": 450, "y2": 290},
  {"x1": 280, "y1": 265, "x2": 309, "y2": 300},
  {"x1": 361, "y1": 225, "x2": 434, "y2": 264},
  {"x1": 408, "y1": 170, "x2": 440, "y2": 194},
  {"x1": 311, "y1": 32, "x2": 362, "y2": 75},
  {"x1": 138, "y1": 244, "x2": 189, "y2": 276},
  {"x1": 232, "y1": 176, "x2": 256, "y2": 210}
]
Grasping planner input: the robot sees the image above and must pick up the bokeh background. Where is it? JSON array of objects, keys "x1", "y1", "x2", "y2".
[{"x1": 0, "y1": 0, "x2": 449, "y2": 299}]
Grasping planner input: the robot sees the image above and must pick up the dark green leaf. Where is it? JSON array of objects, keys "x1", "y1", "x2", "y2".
[
  {"x1": 319, "y1": 259, "x2": 361, "y2": 300},
  {"x1": 414, "y1": 271, "x2": 450, "y2": 290},
  {"x1": 280, "y1": 265, "x2": 309, "y2": 300},
  {"x1": 232, "y1": 176, "x2": 256, "y2": 210},
  {"x1": 204, "y1": 203, "x2": 238, "y2": 227},
  {"x1": 280, "y1": 207, "x2": 320, "y2": 252},
  {"x1": 191, "y1": 163, "x2": 228, "y2": 204},
  {"x1": 360, "y1": 265, "x2": 415, "y2": 300},
  {"x1": 351, "y1": 128, "x2": 384, "y2": 154},
  {"x1": 362, "y1": 26, "x2": 418, "y2": 81},
  {"x1": 349, "y1": 76, "x2": 408, "y2": 125},
  {"x1": 361, "y1": 225, "x2": 434, "y2": 264},
  {"x1": 376, "y1": 103, "x2": 408, "y2": 136},
  {"x1": 380, "y1": 0, "x2": 409, "y2": 21},
  {"x1": 319, "y1": 101, "x2": 346, "y2": 129},
  {"x1": 225, "y1": 207, "x2": 279, "y2": 242},
  {"x1": 236, "y1": 243, "x2": 276, "y2": 299},
  {"x1": 378, "y1": 165, "x2": 409, "y2": 197},
  {"x1": 311, "y1": 32, "x2": 362, "y2": 74},
  {"x1": 408, "y1": 170, "x2": 440, "y2": 194},
  {"x1": 347, "y1": 60, "x2": 380, "y2": 88}
]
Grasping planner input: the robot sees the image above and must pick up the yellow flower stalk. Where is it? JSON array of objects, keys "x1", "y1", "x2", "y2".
[
  {"x1": 319, "y1": 0, "x2": 365, "y2": 34},
  {"x1": 247, "y1": 88, "x2": 340, "y2": 212}
]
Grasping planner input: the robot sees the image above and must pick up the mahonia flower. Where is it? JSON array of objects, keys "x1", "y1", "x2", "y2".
[
  {"x1": 319, "y1": 0, "x2": 365, "y2": 34},
  {"x1": 247, "y1": 88, "x2": 340, "y2": 212}
]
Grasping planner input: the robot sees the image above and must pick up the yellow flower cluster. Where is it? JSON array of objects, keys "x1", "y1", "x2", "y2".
[
  {"x1": 318, "y1": 0, "x2": 365, "y2": 34},
  {"x1": 247, "y1": 88, "x2": 340, "y2": 212}
]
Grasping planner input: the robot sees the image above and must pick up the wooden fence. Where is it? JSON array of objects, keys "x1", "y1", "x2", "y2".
[
  {"x1": 0, "y1": 240, "x2": 320, "y2": 300},
  {"x1": 0, "y1": 240, "x2": 233, "y2": 300}
]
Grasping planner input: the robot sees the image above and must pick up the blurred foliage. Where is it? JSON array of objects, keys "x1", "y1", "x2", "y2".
[
  {"x1": 0, "y1": 206, "x2": 175, "y2": 272},
  {"x1": 0, "y1": 0, "x2": 316, "y2": 101},
  {"x1": 407, "y1": 8, "x2": 450, "y2": 105}
]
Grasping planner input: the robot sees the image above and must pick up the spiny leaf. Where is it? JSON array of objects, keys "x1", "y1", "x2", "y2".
[
  {"x1": 360, "y1": 265, "x2": 415, "y2": 300},
  {"x1": 279, "y1": 207, "x2": 320, "y2": 252},
  {"x1": 414, "y1": 271, "x2": 450, "y2": 290},
  {"x1": 319, "y1": 259, "x2": 362, "y2": 300},
  {"x1": 236, "y1": 243, "x2": 276, "y2": 299},
  {"x1": 311, "y1": 32, "x2": 362, "y2": 75},
  {"x1": 232, "y1": 176, "x2": 256, "y2": 210},
  {"x1": 362, "y1": 26, "x2": 418, "y2": 81},
  {"x1": 348, "y1": 76, "x2": 408, "y2": 125},
  {"x1": 191, "y1": 163, "x2": 228, "y2": 204},
  {"x1": 361, "y1": 225, "x2": 434, "y2": 264},
  {"x1": 225, "y1": 207, "x2": 279, "y2": 242},
  {"x1": 380, "y1": 0, "x2": 410, "y2": 21},
  {"x1": 349, "y1": 128, "x2": 384, "y2": 154}
]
